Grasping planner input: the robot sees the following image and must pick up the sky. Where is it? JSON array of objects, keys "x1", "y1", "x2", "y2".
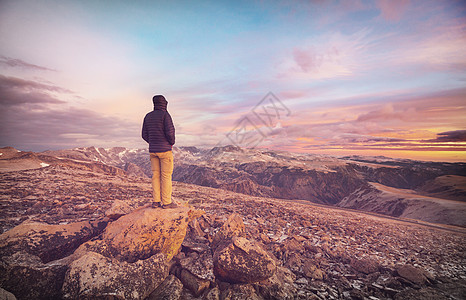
[{"x1": 0, "y1": 0, "x2": 465, "y2": 162}]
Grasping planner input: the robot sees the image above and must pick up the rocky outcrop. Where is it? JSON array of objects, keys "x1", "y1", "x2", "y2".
[
  {"x1": 97, "y1": 205, "x2": 203, "y2": 262},
  {"x1": 62, "y1": 251, "x2": 167, "y2": 299}
]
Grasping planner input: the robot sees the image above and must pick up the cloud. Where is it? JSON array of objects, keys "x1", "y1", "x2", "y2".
[
  {"x1": 0, "y1": 76, "x2": 142, "y2": 151},
  {"x1": 0, "y1": 75, "x2": 69, "y2": 106},
  {"x1": 426, "y1": 130, "x2": 466, "y2": 143},
  {"x1": 377, "y1": 0, "x2": 409, "y2": 22},
  {"x1": 0, "y1": 56, "x2": 56, "y2": 71},
  {"x1": 245, "y1": 87, "x2": 466, "y2": 157}
]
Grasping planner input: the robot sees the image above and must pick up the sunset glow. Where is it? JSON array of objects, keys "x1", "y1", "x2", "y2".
[{"x1": 0, "y1": 0, "x2": 465, "y2": 161}]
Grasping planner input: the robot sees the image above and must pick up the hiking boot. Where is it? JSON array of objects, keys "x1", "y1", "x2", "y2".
[
  {"x1": 162, "y1": 202, "x2": 179, "y2": 209},
  {"x1": 151, "y1": 202, "x2": 162, "y2": 208}
]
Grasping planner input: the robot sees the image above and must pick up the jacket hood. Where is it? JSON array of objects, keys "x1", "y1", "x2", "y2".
[{"x1": 153, "y1": 95, "x2": 168, "y2": 110}]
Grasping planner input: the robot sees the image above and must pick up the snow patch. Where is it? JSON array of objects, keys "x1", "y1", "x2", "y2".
[{"x1": 40, "y1": 162, "x2": 50, "y2": 168}]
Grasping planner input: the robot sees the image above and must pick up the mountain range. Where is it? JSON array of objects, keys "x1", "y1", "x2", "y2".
[{"x1": 1, "y1": 145, "x2": 465, "y2": 227}]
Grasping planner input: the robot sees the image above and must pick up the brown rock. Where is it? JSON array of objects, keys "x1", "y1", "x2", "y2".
[
  {"x1": 283, "y1": 237, "x2": 305, "y2": 253},
  {"x1": 62, "y1": 251, "x2": 168, "y2": 299},
  {"x1": 303, "y1": 259, "x2": 324, "y2": 280},
  {"x1": 101, "y1": 206, "x2": 203, "y2": 262},
  {"x1": 351, "y1": 258, "x2": 380, "y2": 274},
  {"x1": 148, "y1": 274, "x2": 183, "y2": 300},
  {"x1": 104, "y1": 199, "x2": 133, "y2": 220},
  {"x1": 180, "y1": 269, "x2": 210, "y2": 297},
  {"x1": 214, "y1": 236, "x2": 276, "y2": 284},
  {"x1": 212, "y1": 213, "x2": 245, "y2": 248},
  {"x1": 395, "y1": 264, "x2": 429, "y2": 285},
  {"x1": 0, "y1": 220, "x2": 106, "y2": 263},
  {"x1": 285, "y1": 252, "x2": 302, "y2": 273},
  {"x1": 189, "y1": 218, "x2": 205, "y2": 238}
]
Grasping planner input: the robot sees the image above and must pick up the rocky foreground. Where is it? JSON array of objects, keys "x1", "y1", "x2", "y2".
[{"x1": 0, "y1": 165, "x2": 465, "y2": 299}]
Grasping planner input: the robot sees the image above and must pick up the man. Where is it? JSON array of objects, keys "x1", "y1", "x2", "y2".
[{"x1": 142, "y1": 95, "x2": 177, "y2": 208}]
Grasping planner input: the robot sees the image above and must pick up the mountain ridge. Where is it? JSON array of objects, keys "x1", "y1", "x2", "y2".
[{"x1": 1, "y1": 145, "x2": 465, "y2": 226}]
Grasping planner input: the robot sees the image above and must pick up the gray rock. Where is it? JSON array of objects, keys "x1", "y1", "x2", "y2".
[
  {"x1": 0, "y1": 287, "x2": 16, "y2": 300},
  {"x1": 221, "y1": 284, "x2": 263, "y2": 300},
  {"x1": 254, "y1": 266, "x2": 297, "y2": 300},
  {"x1": 148, "y1": 275, "x2": 183, "y2": 300},
  {"x1": 0, "y1": 251, "x2": 67, "y2": 300},
  {"x1": 62, "y1": 252, "x2": 168, "y2": 299}
]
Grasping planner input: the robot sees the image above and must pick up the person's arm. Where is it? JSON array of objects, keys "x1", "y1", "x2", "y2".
[
  {"x1": 142, "y1": 115, "x2": 149, "y2": 143},
  {"x1": 164, "y1": 112, "x2": 175, "y2": 145}
]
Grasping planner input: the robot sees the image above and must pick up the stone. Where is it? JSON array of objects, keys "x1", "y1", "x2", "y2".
[
  {"x1": 254, "y1": 266, "x2": 297, "y2": 300},
  {"x1": 283, "y1": 237, "x2": 305, "y2": 253},
  {"x1": 180, "y1": 269, "x2": 210, "y2": 297},
  {"x1": 351, "y1": 258, "x2": 380, "y2": 274},
  {"x1": 179, "y1": 250, "x2": 215, "y2": 281},
  {"x1": 0, "y1": 251, "x2": 67, "y2": 300},
  {"x1": 214, "y1": 236, "x2": 276, "y2": 284},
  {"x1": 62, "y1": 251, "x2": 168, "y2": 300},
  {"x1": 105, "y1": 199, "x2": 133, "y2": 220},
  {"x1": 212, "y1": 213, "x2": 245, "y2": 248},
  {"x1": 0, "y1": 219, "x2": 106, "y2": 263},
  {"x1": 0, "y1": 287, "x2": 16, "y2": 300},
  {"x1": 395, "y1": 264, "x2": 429, "y2": 285},
  {"x1": 303, "y1": 259, "x2": 324, "y2": 280},
  {"x1": 189, "y1": 218, "x2": 205, "y2": 238},
  {"x1": 221, "y1": 284, "x2": 263, "y2": 300},
  {"x1": 394, "y1": 287, "x2": 449, "y2": 300},
  {"x1": 100, "y1": 206, "x2": 204, "y2": 262},
  {"x1": 147, "y1": 274, "x2": 183, "y2": 300},
  {"x1": 285, "y1": 252, "x2": 302, "y2": 274},
  {"x1": 205, "y1": 287, "x2": 220, "y2": 300}
]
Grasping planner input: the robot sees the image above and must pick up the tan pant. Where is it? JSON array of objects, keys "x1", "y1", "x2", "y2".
[{"x1": 150, "y1": 150, "x2": 174, "y2": 205}]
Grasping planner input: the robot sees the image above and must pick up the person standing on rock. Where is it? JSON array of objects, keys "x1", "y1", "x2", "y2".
[{"x1": 142, "y1": 95, "x2": 178, "y2": 209}]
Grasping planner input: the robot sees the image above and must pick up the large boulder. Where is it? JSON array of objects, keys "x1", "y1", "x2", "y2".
[
  {"x1": 95, "y1": 206, "x2": 204, "y2": 262},
  {"x1": 0, "y1": 219, "x2": 107, "y2": 263},
  {"x1": 62, "y1": 251, "x2": 168, "y2": 299},
  {"x1": 213, "y1": 236, "x2": 277, "y2": 284},
  {"x1": 0, "y1": 251, "x2": 68, "y2": 300}
]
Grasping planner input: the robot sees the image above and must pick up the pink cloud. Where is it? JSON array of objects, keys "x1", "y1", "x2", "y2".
[{"x1": 377, "y1": 0, "x2": 410, "y2": 22}]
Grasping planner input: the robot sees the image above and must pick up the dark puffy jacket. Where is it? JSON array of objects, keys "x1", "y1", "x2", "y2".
[{"x1": 142, "y1": 103, "x2": 175, "y2": 153}]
